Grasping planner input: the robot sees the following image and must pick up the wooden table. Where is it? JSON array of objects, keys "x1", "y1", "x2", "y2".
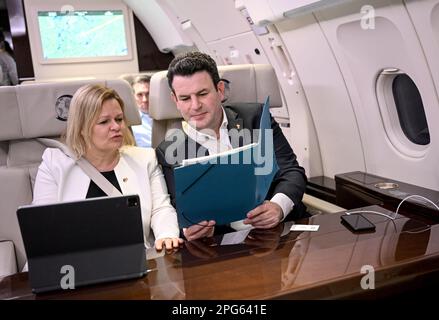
[{"x1": 1, "y1": 205, "x2": 438, "y2": 300}]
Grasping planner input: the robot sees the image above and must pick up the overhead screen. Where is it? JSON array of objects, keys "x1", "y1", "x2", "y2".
[{"x1": 37, "y1": 10, "x2": 130, "y2": 63}]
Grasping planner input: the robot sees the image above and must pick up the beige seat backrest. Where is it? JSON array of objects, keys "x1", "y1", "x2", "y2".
[
  {"x1": 0, "y1": 79, "x2": 140, "y2": 271},
  {"x1": 148, "y1": 64, "x2": 282, "y2": 147},
  {"x1": 0, "y1": 85, "x2": 28, "y2": 274},
  {"x1": 119, "y1": 71, "x2": 156, "y2": 86}
]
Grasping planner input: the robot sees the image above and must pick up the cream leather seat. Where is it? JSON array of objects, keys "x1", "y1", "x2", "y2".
[
  {"x1": 119, "y1": 72, "x2": 156, "y2": 86},
  {"x1": 0, "y1": 79, "x2": 140, "y2": 277}
]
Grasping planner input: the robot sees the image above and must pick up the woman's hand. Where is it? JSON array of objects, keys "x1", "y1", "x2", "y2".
[{"x1": 155, "y1": 237, "x2": 184, "y2": 252}]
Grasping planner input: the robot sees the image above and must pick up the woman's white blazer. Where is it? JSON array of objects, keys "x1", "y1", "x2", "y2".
[{"x1": 32, "y1": 146, "x2": 179, "y2": 245}]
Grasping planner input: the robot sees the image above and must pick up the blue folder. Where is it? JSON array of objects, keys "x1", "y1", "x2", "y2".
[{"x1": 174, "y1": 97, "x2": 279, "y2": 228}]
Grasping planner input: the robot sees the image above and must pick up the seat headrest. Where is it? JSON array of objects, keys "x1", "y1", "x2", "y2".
[
  {"x1": 149, "y1": 64, "x2": 282, "y2": 121},
  {"x1": 0, "y1": 79, "x2": 141, "y2": 141},
  {"x1": 119, "y1": 72, "x2": 156, "y2": 86}
]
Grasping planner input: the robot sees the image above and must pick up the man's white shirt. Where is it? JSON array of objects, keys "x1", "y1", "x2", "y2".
[{"x1": 132, "y1": 111, "x2": 153, "y2": 148}]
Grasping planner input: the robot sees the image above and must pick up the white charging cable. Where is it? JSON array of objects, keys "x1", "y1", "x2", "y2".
[
  {"x1": 395, "y1": 194, "x2": 439, "y2": 218},
  {"x1": 345, "y1": 209, "x2": 395, "y2": 220},
  {"x1": 346, "y1": 194, "x2": 439, "y2": 220}
]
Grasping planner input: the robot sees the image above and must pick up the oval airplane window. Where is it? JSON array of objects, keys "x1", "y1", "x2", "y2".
[
  {"x1": 376, "y1": 69, "x2": 430, "y2": 158},
  {"x1": 392, "y1": 74, "x2": 430, "y2": 145}
]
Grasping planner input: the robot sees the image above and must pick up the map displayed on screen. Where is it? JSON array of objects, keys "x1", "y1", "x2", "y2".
[{"x1": 37, "y1": 10, "x2": 128, "y2": 60}]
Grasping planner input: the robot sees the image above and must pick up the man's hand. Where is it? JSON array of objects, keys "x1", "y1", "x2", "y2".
[
  {"x1": 183, "y1": 220, "x2": 216, "y2": 241},
  {"x1": 244, "y1": 201, "x2": 283, "y2": 229},
  {"x1": 155, "y1": 237, "x2": 184, "y2": 252}
]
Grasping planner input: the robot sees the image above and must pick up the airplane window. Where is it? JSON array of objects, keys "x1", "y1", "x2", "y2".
[{"x1": 392, "y1": 74, "x2": 430, "y2": 145}]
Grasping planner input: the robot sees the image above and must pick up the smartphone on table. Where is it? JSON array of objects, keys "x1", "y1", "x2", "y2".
[{"x1": 341, "y1": 214, "x2": 376, "y2": 232}]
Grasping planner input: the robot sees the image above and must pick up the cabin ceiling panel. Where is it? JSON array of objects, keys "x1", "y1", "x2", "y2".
[
  {"x1": 124, "y1": 0, "x2": 193, "y2": 52},
  {"x1": 207, "y1": 31, "x2": 269, "y2": 66},
  {"x1": 164, "y1": 0, "x2": 251, "y2": 42}
]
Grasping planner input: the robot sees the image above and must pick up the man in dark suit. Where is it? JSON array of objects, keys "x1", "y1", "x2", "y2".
[{"x1": 156, "y1": 52, "x2": 307, "y2": 240}]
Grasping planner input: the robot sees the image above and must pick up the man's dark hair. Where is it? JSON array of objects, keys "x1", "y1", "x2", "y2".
[
  {"x1": 167, "y1": 51, "x2": 220, "y2": 93},
  {"x1": 132, "y1": 74, "x2": 151, "y2": 86}
]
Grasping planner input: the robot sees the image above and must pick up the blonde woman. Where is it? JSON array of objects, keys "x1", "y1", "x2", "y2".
[{"x1": 33, "y1": 84, "x2": 183, "y2": 251}]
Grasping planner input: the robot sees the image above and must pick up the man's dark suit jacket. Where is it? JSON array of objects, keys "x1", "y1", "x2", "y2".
[{"x1": 156, "y1": 103, "x2": 308, "y2": 228}]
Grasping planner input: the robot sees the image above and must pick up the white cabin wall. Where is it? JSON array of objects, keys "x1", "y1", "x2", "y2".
[
  {"x1": 23, "y1": 0, "x2": 140, "y2": 80},
  {"x1": 244, "y1": 23, "x2": 324, "y2": 177},
  {"x1": 235, "y1": 0, "x2": 438, "y2": 190},
  {"x1": 312, "y1": 0, "x2": 439, "y2": 190},
  {"x1": 405, "y1": 0, "x2": 439, "y2": 115},
  {"x1": 271, "y1": 13, "x2": 365, "y2": 178}
]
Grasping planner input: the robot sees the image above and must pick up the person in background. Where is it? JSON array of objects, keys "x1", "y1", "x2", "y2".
[
  {"x1": 156, "y1": 52, "x2": 308, "y2": 241},
  {"x1": 131, "y1": 75, "x2": 153, "y2": 148},
  {"x1": 33, "y1": 84, "x2": 183, "y2": 251},
  {"x1": 0, "y1": 31, "x2": 18, "y2": 86}
]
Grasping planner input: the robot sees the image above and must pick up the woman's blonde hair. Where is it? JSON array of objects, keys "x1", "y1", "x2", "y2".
[{"x1": 65, "y1": 84, "x2": 134, "y2": 158}]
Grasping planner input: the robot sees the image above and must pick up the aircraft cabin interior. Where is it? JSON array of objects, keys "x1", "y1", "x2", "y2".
[{"x1": 0, "y1": 0, "x2": 438, "y2": 301}]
